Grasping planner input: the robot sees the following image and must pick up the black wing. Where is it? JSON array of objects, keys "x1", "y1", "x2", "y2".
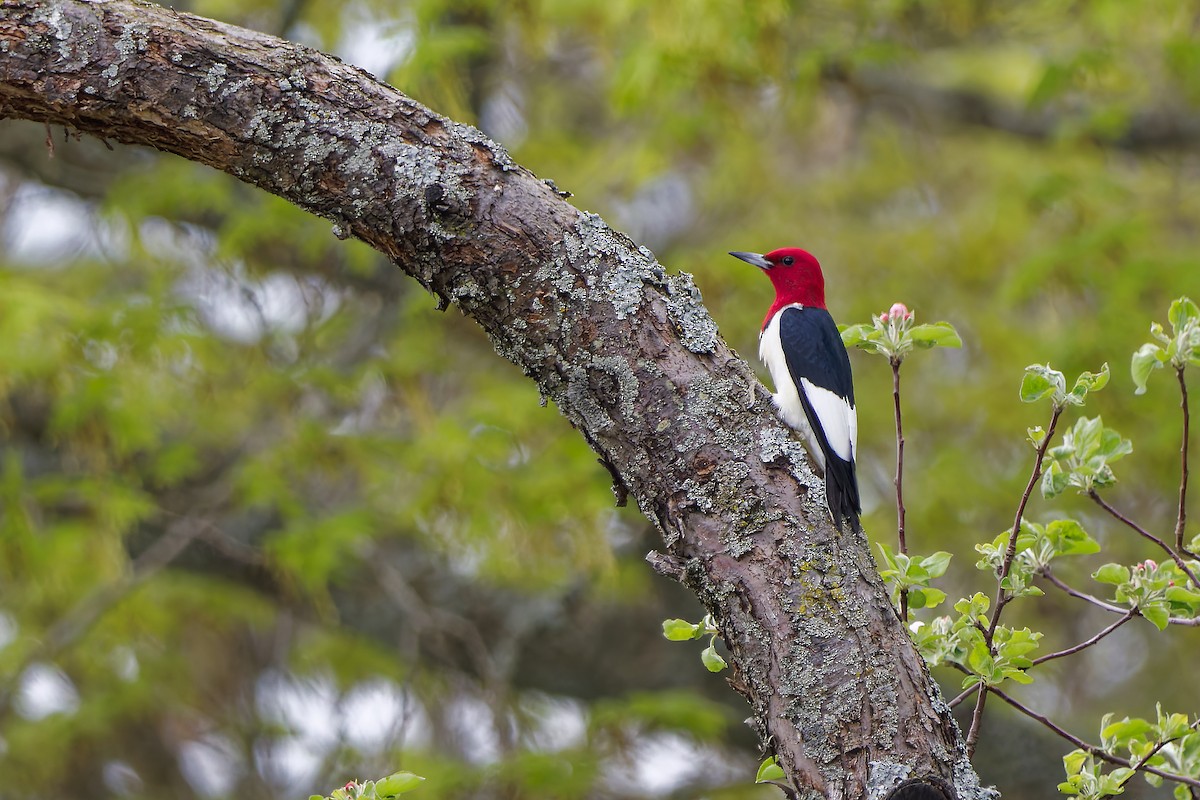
[{"x1": 778, "y1": 306, "x2": 861, "y2": 532}]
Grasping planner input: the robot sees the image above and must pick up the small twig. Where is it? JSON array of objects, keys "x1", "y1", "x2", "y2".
[
  {"x1": 892, "y1": 358, "x2": 909, "y2": 621},
  {"x1": 965, "y1": 687, "x2": 988, "y2": 757},
  {"x1": 968, "y1": 406, "x2": 1062, "y2": 751},
  {"x1": 1041, "y1": 570, "x2": 1128, "y2": 614},
  {"x1": 990, "y1": 688, "x2": 1200, "y2": 790},
  {"x1": 1032, "y1": 610, "x2": 1137, "y2": 665},
  {"x1": 1115, "y1": 718, "x2": 1200, "y2": 793},
  {"x1": 991, "y1": 406, "x2": 1063, "y2": 636},
  {"x1": 948, "y1": 683, "x2": 980, "y2": 709},
  {"x1": 1088, "y1": 489, "x2": 1200, "y2": 590},
  {"x1": 1177, "y1": 367, "x2": 1192, "y2": 555},
  {"x1": 761, "y1": 780, "x2": 800, "y2": 800},
  {"x1": 1041, "y1": 569, "x2": 1200, "y2": 626}
]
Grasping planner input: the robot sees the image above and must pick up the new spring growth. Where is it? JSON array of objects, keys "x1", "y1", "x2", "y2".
[{"x1": 840, "y1": 301, "x2": 962, "y2": 363}]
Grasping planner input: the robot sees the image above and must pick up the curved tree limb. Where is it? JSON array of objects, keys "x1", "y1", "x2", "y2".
[{"x1": 0, "y1": 2, "x2": 989, "y2": 797}]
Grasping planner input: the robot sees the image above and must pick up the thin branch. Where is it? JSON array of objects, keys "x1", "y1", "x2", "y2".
[
  {"x1": 1041, "y1": 569, "x2": 1130, "y2": 614},
  {"x1": 968, "y1": 405, "x2": 1062, "y2": 751},
  {"x1": 1041, "y1": 569, "x2": 1200, "y2": 626},
  {"x1": 892, "y1": 358, "x2": 909, "y2": 622},
  {"x1": 1178, "y1": 366, "x2": 1192, "y2": 556},
  {"x1": 1088, "y1": 489, "x2": 1200, "y2": 590},
  {"x1": 948, "y1": 683, "x2": 980, "y2": 709},
  {"x1": 1116, "y1": 719, "x2": 1200, "y2": 794},
  {"x1": 1031, "y1": 610, "x2": 1137, "y2": 665},
  {"x1": 965, "y1": 687, "x2": 988, "y2": 757},
  {"x1": 991, "y1": 406, "x2": 1063, "y2": 636},
  {"x1": 964, "y1": 410, "x2": 1060, "y2": 753},
  {"x1": 990, "y1": 688, "x2": 1200, "y2": 790}
]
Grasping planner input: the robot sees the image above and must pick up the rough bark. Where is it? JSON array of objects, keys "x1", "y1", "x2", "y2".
[{"x1": 0, "y1": 2, "x2": 991, "y2": 797}]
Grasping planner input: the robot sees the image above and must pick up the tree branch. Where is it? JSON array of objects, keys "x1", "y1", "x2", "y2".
[
  {"x1": 0, "y1": 1, "x2": 986, "y2": 796},
  {"x1": 991, "y1": 688, "x2": 1200, "y2": 791},
  {"x1": 1087, "y1": 490, "x2": 1200, "y2": 590},
  {"x1": 1030, "y1": 610, "x2": 1136, "y2": 666},
  {"x1": 1041, "y1": 569, "x2": 1200, "y2": 626},
  {"x1": 1177, "y1": 367, "x2": 1192, "y2": 555},
  {"x1": 892, "y1": 358, "x2": 909, "y2": 622}
]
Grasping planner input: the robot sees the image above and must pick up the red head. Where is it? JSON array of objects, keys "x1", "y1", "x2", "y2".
[{"x1": 729, "y1": 247, "x2": 826, "y2": 327}]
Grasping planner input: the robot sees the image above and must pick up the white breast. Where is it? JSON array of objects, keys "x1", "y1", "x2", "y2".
[
  {"x1": 759, "y1": 306, "x2": 825, "y2": 471},
  {"x1": 759, "y1": 304, "x2": 858, "y2": 469}
]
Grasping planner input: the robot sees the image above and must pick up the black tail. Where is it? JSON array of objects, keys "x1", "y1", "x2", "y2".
[{"x1": 824, "y1": 453, "x2": 861, "y2": 533}]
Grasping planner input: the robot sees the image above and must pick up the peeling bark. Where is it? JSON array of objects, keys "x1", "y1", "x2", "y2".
[{"x1": 0, "y1": 1, "x2": 993, "y2": 797}]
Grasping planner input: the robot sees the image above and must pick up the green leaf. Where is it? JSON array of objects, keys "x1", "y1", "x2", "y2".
[
  {"x1": 1140, "y1": 603, "x2": 1170, "y2": 631},
  {"x1": 1131, "y1": 343, "x2": 1163, "y2": 395},
  {"x1": 755, "y1": 757, "x2": 786, "y2": 783},
  {"x1": 840, "y1": 323, "x2": 880, "y2": 350},
  {"x1": 1062, "y1": 750, "x2": 1089, "y2": 777},
  {"x1": 700, "y1": 643, "x2": 727, "y2": 673},
  {"x1": 1021, "y1": 364, "x2": 1064, "y2": 404},
  {"x1": 1003, "y1": 668, "x2": 1034, "y2": 684},
  {"x1": 909, "y1": 322, "x2": 963, "y2": 349},
  {"x1": 919, "y1": 551, "x2": 953, "y2": 578},
  {"x1": 662, "y1": 619, "x2": 701, "y2": 641},
  {"x1": 1045, "y1": 519, "x2": 1101, "y2": 556},
  {"x1": 1101, "y1": 716, "x2": 1155, "y2": 744},
  {"x1": 1093, "y1": 563, "x2": 1130, "y2": 585},
  {"x1": 1070, "y1": 362, "x2": 1110, "y2": 399},
  {"x1": 1027, "y1": 425, "x2": 1046, "y2": 447},
  {"x1": 1041, "y1": 462, "x2": 1070, "y2": 499},
  {"x1": 918, "y1": 588, "x2": 947, "y2": 608},
  {"x1": 1168, "y1": 296, "x2": 1200, "y2": 330},
  {"x1": 374, "y1": 772, "x2": 426, "y2": 797}
]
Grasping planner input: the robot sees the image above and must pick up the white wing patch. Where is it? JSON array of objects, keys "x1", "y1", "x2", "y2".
[
  {"x1": 800, "y1": 378, "x2": 856, "y2": 463},
  {"x1": 759, "y1": 304, "x2": 857, "y2": 469}
]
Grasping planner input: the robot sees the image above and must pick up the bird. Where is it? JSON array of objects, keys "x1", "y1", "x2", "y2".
[{"x1": 730, "y1": 247, "x2": 861, "y2": 532}]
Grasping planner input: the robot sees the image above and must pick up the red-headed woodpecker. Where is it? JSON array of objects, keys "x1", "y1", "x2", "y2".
[{"x1": 730, "y1": 248, "x2": 861, "y2": 532}]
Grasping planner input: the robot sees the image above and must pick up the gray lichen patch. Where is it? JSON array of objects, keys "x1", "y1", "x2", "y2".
[
  {"x1": 203, "y1": 62, "x2": 228, "y2": 92},
  {"x1": 605, "y1": 262, "x2": 645, "y2": 320},
  {"x1": 113, "y1": 21, "x2": 149, "y2": 54},
  {"x1": 665, "y1": 272, "x2": 719, "y2": 353},
  {"x1": 675, "y1": 374, "x2": 755, "y2": 454},
  {"x1": 866, "y1": 761, "x2": 912, "y2": 799},
  {"x1": 758, "y1": 424, "x2": 825, "y2": 506},
  {"x1": 564, "y1": 353, "x2": 646, "y2": 434},
  {"x1": 31, "y1": 1, "x2": 73, "y2": 61},
  {"x1": 446, "y1": 118, "x2": 519, "y2": 172},
  {"x1": 953, "y1": 758, "x2": 1000, "y2": 800},
  {"x1": 241, "y1": 94, "x2": 472, "y2": 227},
  {"x1": 759, "y1": 426, "x2": 809, "y2": 468},
  {"x1": 589, "y1": 355, "x2": 641, "y2": 422}
]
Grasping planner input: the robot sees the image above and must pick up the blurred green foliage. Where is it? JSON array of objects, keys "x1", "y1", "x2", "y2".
[{"x1": 2, "y1": 0, "x2": 1200, "y2": 797}]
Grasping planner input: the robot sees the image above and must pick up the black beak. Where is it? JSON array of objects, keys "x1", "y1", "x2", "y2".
[{"x1": 729, "y1": 251, "x2": 772, "y2": 270}]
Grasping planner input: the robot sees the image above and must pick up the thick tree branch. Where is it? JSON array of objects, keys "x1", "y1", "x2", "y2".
[{"x1": 0, "y1": 2, "x2": 989, "y2": 797}]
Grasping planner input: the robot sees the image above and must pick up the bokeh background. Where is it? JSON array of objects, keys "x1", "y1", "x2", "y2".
[{"x1": 1, "y1": 1, "x2": 1198, "y2": 797}]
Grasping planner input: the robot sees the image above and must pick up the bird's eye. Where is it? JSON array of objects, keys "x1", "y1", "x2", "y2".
[{"x1": 781, "y1": 256, "x2": 795, "y2": 266}]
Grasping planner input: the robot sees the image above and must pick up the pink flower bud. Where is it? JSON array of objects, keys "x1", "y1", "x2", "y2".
[
  {"x1": 879, "y1": 312, "x2": 889, "y2": 323},
  {"x1": 1143, "y1": 559, "x2": 1158, "y2": 570},
  {"x1": 889, "y1": 302, "x2": 912, "y2": 320}
]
